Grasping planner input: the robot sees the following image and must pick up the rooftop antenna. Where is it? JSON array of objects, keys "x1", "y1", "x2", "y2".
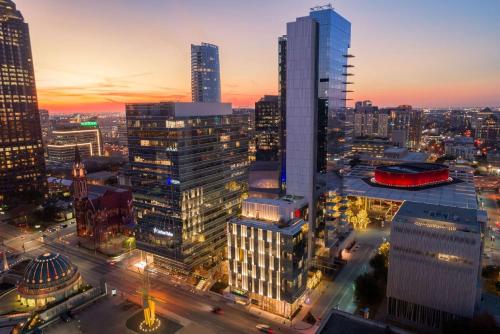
[{"x1": 311, "y1": 3, "x2": 334, "y2": 11}]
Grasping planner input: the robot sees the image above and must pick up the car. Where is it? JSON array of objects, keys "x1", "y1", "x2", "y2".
[
  {"x1": 61, "y1": 224, "x2": 68, "y2": 229},
  {"x1": 256, "y1": 324, "x2": 273, "y2": 333},
  {"x1": 211, "y1": 306, "x2": 223, "y2": 315},
  {"x1": 60, "y1": 313, "x2": 71, "y2": 323}
]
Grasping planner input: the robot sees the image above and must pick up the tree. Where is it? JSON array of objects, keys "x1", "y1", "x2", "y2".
[
  {"x1": 370, "y1": 253, "x2": 386, "y2": 271},
  {"x1": 355, "y1": 272, "x2": 384, "y2": 306},
  {"x1": 354, "y1": 209, "x2": 370, "y2": 230},
  {"x1": 378, "y1": 242, "x2": 390, "y2": 265},
  {"x1": 34, "y1": 205, "x2": 58, "y2": 223}
]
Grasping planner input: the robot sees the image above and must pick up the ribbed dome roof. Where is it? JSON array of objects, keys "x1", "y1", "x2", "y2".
[{"x1": 21, "y1": 253, "x2": 78, "y2": 289}]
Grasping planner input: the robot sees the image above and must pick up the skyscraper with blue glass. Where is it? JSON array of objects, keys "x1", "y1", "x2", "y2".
[
  {"x1": 309, "y1": 5, "x2": 352, "y2": 168},
  {"x1": 191, "y1": 43, "x2": 221, "y2": 103}
]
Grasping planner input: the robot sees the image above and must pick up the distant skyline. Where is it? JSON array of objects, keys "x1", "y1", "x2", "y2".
[{"x1": 16, "y1": 0, "x2": 500, "y2": 113}]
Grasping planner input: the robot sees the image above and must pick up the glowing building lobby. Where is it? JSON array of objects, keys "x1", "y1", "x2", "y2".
[{"x1": 227, "y1": 196, "x2": 309, "y2": 317}]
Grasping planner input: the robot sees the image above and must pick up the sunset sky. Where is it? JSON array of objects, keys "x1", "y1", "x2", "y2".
[{"x1": 16, "y1": 0, "x2": 500, "y2": 114}]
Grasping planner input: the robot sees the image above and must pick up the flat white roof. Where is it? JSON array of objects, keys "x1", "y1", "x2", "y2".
[
  {"x1": 396, "y1": 201, "x2": 479, "y2": 230},
  {"x1": 232, "y1": 218, "x2": 306, "y2": 235},
  {"x1": 343, "y1": 177, "x2": 478, "y2": 209}
]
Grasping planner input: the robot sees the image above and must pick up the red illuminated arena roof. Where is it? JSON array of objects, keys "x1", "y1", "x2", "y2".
[{"x1": 373, "y1": 163, "x2": 451, "y2": 188}]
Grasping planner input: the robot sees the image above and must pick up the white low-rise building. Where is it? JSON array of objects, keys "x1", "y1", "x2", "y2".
[
  {"x1": 227, "y1": 196, "x2": 308, "y2": 317},
  {"x1": 387, "y1": 201, "x2": 483, "y2": 329}
]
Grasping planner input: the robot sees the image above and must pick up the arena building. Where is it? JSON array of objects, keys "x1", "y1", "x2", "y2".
[{"x1": 339, "y1": 163, "x2": 479, "y2": 232}]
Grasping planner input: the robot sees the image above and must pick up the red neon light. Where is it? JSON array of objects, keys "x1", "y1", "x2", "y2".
[{"x1": 374, "y1": 167, "x2": 449, "y2": 188}]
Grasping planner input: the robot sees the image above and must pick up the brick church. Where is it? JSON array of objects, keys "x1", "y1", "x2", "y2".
[{"x1": 72, "y1": 147, "x2": 134, "y2": 249}]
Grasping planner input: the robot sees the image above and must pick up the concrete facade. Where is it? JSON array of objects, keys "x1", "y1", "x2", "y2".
[
  {"x1": 285, "y1": 16, "x2": 318, "y2": 263},
  {"x1": 387, "y1": 201, "x2": 482, "y2": 329}
]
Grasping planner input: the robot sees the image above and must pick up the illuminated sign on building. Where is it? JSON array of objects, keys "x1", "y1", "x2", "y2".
[
  {"x1": 166, "y1": 177, "x2": 180, "y2": 185},
  {"x1": 153, "y1": 228, "x2": 173, "y2": 237},
  {"x1": 80, "y1": 121, "x2": 97, "y2": 127}
]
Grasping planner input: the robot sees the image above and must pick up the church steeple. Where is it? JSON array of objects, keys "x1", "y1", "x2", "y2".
[{"x1": 72, "y1": 146, "x2": 88, "y2": 200}]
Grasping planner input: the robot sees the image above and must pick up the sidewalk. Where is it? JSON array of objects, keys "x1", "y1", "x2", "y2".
[{"x1": 292, "y1": 280, "x2": 336, "y2": 332}]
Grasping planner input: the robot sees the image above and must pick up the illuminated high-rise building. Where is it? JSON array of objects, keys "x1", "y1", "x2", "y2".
[
  {"x1": 191, "y1": 43, "x2": 221, "y2": 103},
  {"x1": 227, "y1": 197, "x2": 308, "y2": 317},
  {"x1": 309, "y1": 5, "x2": 352, "y2": 166},
  {"x1": 47, "y1": 120, "x2": 103, "y2": 163},
  {"x1": 126, "y1": 102, "x2": 248, "y2": 273},
  {"x1": 255, "y1": 95, "x2": 281, "y2": 161},
  {"x1": 0, "y1": 0, "x2": 46, "y2": 202},
  {"x1": 388, "y1": 105, "x2": 423, "y2": 150}
]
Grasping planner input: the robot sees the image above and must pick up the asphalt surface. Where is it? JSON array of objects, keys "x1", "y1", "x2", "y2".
[{"x1": 19, "y1": 231, "x2": 297, "y2": 334}]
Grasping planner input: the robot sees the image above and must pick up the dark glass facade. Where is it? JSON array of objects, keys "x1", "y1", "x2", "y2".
[
  {"x1": 191, "y1": 43, "x2": 221, "y2": 103},
  {"x1": 309, "y1": 7, "x2": 352, "y2": 163},
  {"x1": 0, "y1": 1, "x2": 46, "y2": 203},
  {"x1": 255, "y1": 95, "x2": 281, "y2": 162},
  {"x1": 126, "y1": 102, "x2": 248, "y2": 272},
  {"x1": 278, "y1": 36, "x2": 287, "y2": 179}
]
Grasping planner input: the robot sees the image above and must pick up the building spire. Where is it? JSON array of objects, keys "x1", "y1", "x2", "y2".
[{"x1": 74, "y1": 145, "x2": 81, "y2": 164}]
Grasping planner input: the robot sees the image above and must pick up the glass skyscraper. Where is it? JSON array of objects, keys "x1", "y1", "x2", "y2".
[
  {"x1": 0, "y1": 0, "x2": 46, "y2": 203},
  {"x1": 191, "y1": 43, "x2": 221, "y2": 103},
  {"x1": 255, "y1": 95, "x2": 281, "y2": 161},
  {"x1": 126, "y1": 102, "x2": 248, "y2": 273},
  {"x1": 309, "y1": 5, "x2": 352, "y2": 165}
]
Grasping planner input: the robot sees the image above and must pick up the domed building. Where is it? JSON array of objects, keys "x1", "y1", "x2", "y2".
[{"x1": 17, "y1": 253, "x2": 82, "y2": 309}]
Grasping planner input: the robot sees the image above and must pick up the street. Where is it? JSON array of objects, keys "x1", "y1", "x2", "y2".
[
  {"x1": 1, "y1": 220, "x2": 392, "y2": 334},
  {"x1": 15, "y1": 229, "x2": 297, "y2": 334},
  {"x1": 315, "y1": 226, "x2": 389, "y2": 317},
  {"x1": 478, "y1": 190, "x2": 499, "y2": 265}
]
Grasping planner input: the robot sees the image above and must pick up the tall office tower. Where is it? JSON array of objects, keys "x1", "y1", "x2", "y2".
[
  {"x1": 191, "y1": 43, "x2": 221, "y2": 103},
  {"x1": 255, "y1": 95, "x2": 281, "y2": 161},
  {"x1": 0, "y1": 0, "x2": 46, "y2": 203},
  {"x1": 227, "y1": 197, "x2": 308, "y2": 317},
  {"x1": 286, "y1": 16, "x2": 318, "y2": 263},
  {"x1": 353, "y1": 101, "x2": 389, "y2": 138},
  {"x1": 450, "y1": 110, "x2": 469, "y2": 131},
  {"x1": 127, "y1": 102, "x2": 248, "y2": 273},
  {"x1": 387, "y1": 202, "x2": 482, "y2": 329},
  {"x1": 233, "y1": 108, "x2": 255, "y2": 161},
  {"x1": 47, "y1": 120, "x2": 103, "y2": 163},
  {"x1": 390, "y1": 106, "x2": 423, "y2": 150},
  {"x1": 309, "y1": 5, "x2": 352, "y2": 167},
  {"x1": 39, "y1": 109, "x2": 50, "y2": 144},
  {"x1": 476, "y1": 108, "x2": 498, "y2": 147},
  {"x1": 278, "y1": 36, "x2": 287, "y2": 175}
]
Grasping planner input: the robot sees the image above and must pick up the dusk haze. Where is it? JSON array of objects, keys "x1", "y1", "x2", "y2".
[
  {"x1": 14, "y1": 0, "x2": 500, "y2": 113},
  {"x1": 0, "y1": 1, "x2": 498, "y2": 334}
]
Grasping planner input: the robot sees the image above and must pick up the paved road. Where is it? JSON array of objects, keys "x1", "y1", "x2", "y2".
[
  {"x1": 320, "y1": 226, "x2": 389, "y2": 315},
  {"x1": 478, "y1": 190, "x2": 499, "y2": 264},
  {"x1": 3, "y1": 221, "x2": 390, "y2": 334},
  {"x1": 22, "y1": 235, "x2": 297, "y2": 334}
]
